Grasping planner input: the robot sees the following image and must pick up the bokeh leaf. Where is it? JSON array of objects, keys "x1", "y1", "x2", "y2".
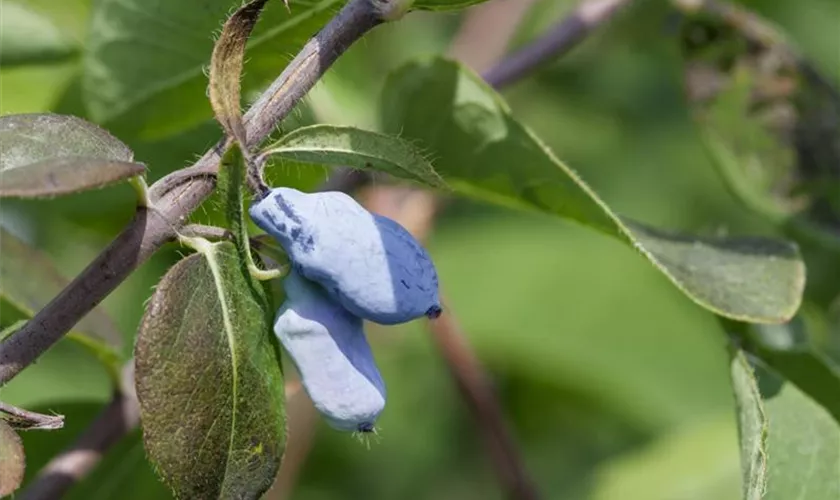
[
  {"x1": 209, "y1": 0, "x2": 269, "y2": 148},
  {"x1": 730, "y1": 347, "x2": 840, "y2": 500},
  {"x1": 0, "y1": 113, "x2": 141, "y2": 197},
  {"x1": 134, "y1": 240, "x2": 285, "y2": 499},
  {"x1": 591, "y1": 414, "x2": 740, "y2": 500},
  {"x1": 677, "y1": 2, "x2": 840, "y2": 243},
  {"x1": 260, "y1": 124, "x2": 446, "y2": 188},
  {"x1": 0, "y1": 419, "x2": 25, "y2": 497},
  {"x1": 380, "y1": 58, "x2": 805, "y2": 323},
  {"x1": 85, "y1": 0, "x2": 342, "y2": 140},
  {"x1": 0, "y1": 1, "x2": 77, "y2": 67},
  {"x1": 0, "y1": 228, "x2": 123, "y2": 371},
  {"x1": 727, "y1": 315, "x2": 840, "y2": 425}
]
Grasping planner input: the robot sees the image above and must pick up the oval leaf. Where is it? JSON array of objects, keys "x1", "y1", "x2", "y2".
[
  {"x1": 0, "y1": 113, "x2": 140, "y2": 197},
  {"x1": 0, "y1": 1, "x2": 78, "y2": 67},
  {"x1": 380, "y1": 58, "x2": 805, "y2": 323},
  {"x1": 135, "y1": 240, "x2": 285, "y2": 499},
  {"x1": 0, "y1": 113, "x2": 133, "y2": 169},
  {"x1": 0, "y1": 157, "x2": 146, "y2": 198},
  {"x1": 85, "y1": 0, "x2": 342, "y2": 139},
  {"x1": 0, "y1": 228, "x2": 123, "y2": 360},
  {"x1": 261, "y1": 124, "x2": 446, "y2": 188},
  {"x1": 678, "y1": 4, "x2": 840, "y2": 241},
  {"x1": 730, "y1": 348, "x2": 840, "y2": 500},
  {"x1": 0, "y1": 419, "x2": 24, "y2": 497}
]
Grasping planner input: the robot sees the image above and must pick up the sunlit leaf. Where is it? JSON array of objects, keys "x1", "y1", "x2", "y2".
[
  {"x1": 0, "y1": 1, "x2": 77, "y2": 67},
  {"x1": 380, "y1": 58, "x2": 805, "y2": 323},
  {"x1": 135, "y1": 240, "x2": 285, "y2": 499},
  {"x1": 0, "y1": 228, "x2": 123, "y2": 371},
  {"x1": 730, "y1": 347, "x2": 840, "y2": 500},
  {"x1": 0, "y1": 113, "x2": 141, "y2": 197},
  {"x1": 260, "y1": 124, "x2": 446, "y2": 188},
  {"x1": 85, "y1": 0, "x2": 342, "y2": 139},
  {"x1": 209, "y1": 0, "x2": 269, "y2": 148},
  {"x1": 677, "y1": 2, "x2": 840, "y2": 244},
  {"x1": 0, "y1": 419, "x2": 24, "y2": 496}
]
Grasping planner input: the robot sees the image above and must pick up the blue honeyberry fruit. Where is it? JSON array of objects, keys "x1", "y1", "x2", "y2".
[
  {"x1": 275, "y1": 270, "x2": 386, "y2": 433},
  {"x1": 249, "y1": 187, "x2": 442, "y2": 325}
]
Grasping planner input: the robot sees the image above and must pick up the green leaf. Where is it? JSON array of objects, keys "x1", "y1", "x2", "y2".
[
  {"x1": 209, "y1": 0, "x2": 270, "y2": 148},
  {"x1": 0, "y1": 228, "x2": 123, "y2": 373},
  {"x1": 85, "y1": 0, "x2": 342, "y2": 140},
  {"x1": 0, "y1": 419, "x2": 24, "y2": 497},
  {"x1": 0, "y1": 113, "x2": 133, "y2": 168},
  {"x1": 678, "y1": 5, "x2": 840, "y2": 245},
  {"x1": 380, "y1": 58, "x2": 805, "y2": 323},
  {"x1": 260, "y1": 124, "x2": 446, "y2": 188},
  {"x1": 134, "y1": 241, "x2": 285, "y2": 499},
  {"x1": 730, "y1": 348, "x2": 840, "y2": 500},
  {"x1": 0, "y1": 113, "x2": 143, "y2": 197},
  {"x1": 0, "y1": 1, "x2": 78, "y2": 67},
  {"x1": 727, "y1": 315, "x2": 840, "y2": 425},
  {"x1": 0, "y1": 157, "x2": 146, "y2": 198},
  {"x1": 412, "y1": 0, "x2": 489, "y2": 11}
]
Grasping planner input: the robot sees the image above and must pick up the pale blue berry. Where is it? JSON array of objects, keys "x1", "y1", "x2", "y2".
[
  {"x1": 250, "y1": 187, "x2": 442, "y2": 325},
  {"x1": 275, "y1": 270, "x2": 385, "y2": 433}
]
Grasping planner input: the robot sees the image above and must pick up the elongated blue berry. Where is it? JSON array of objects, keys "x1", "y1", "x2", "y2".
[
  {"x1": 275, "y1": 270, "x2": 385, "y2": 432},
  {"x1": 250, "y1": 187, "x2": 441, "y2": 325}
]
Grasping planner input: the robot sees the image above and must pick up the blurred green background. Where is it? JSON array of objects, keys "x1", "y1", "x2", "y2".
[{"x1": 0, "y1": 0, "x2": 838, "y2": 498}]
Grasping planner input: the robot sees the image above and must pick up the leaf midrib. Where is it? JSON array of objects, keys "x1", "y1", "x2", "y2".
[{"x1": 203, "y1": 244, "x2": 239, "y2": 495}]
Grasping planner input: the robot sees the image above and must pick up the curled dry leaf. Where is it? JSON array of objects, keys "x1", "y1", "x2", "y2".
[{"x1": 209, "y1": 0, "x2": 270, "y2": 149}]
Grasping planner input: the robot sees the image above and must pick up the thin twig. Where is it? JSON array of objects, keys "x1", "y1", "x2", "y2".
[
  {"x1": 0, "y1": 0, "x2": 383, "y2": 386},
  {"x1": 428, "y1": 306, "x2": 539, "y2": 500},
  {"x1": 0, "y1": 401, "x2": 64, "y2": 431},
  {"x1": 19, "y1": 364, "x2": 138, "y2": 500},
  {"x1": 483, "y1": 0, "x2": 635, "y2": 89}
]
